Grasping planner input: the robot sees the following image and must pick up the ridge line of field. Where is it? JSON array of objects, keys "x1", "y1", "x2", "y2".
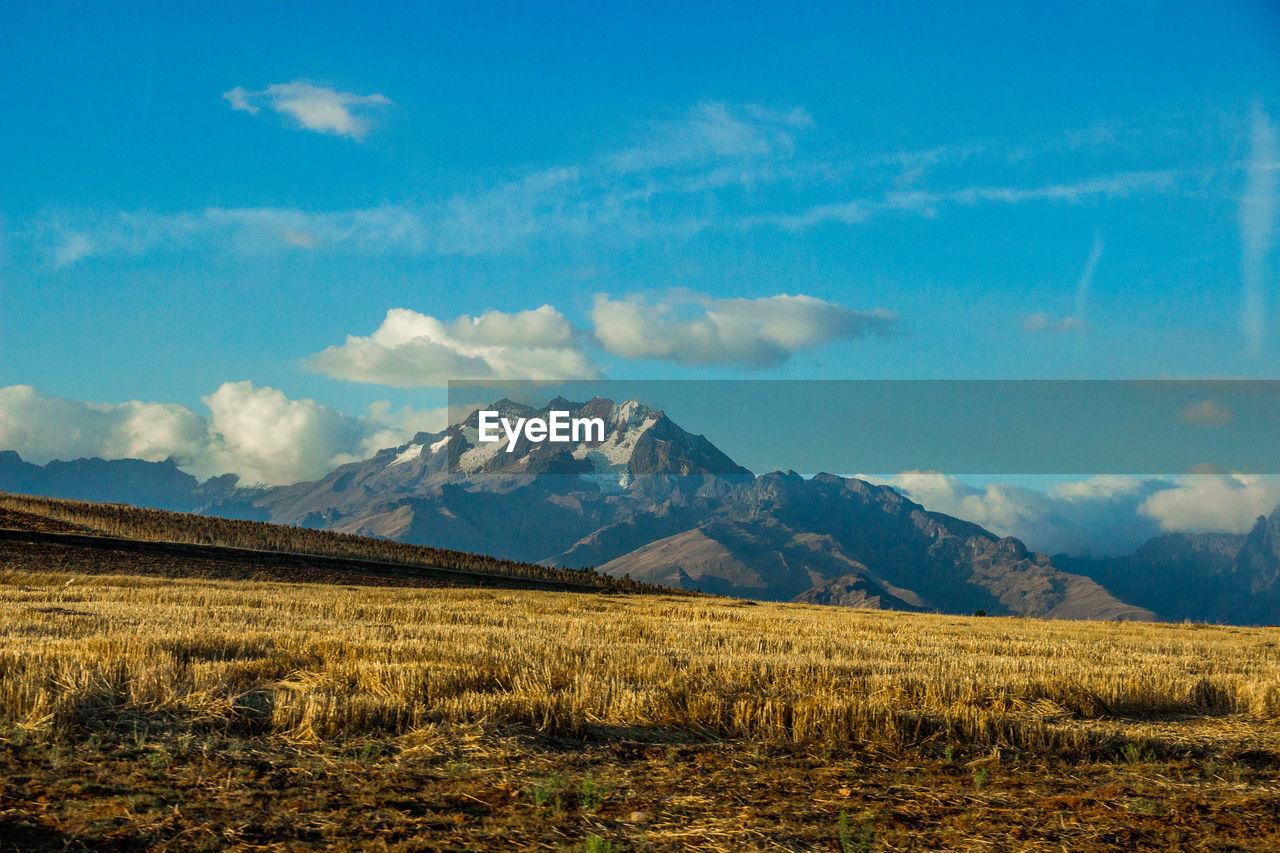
[{"x1": 0, "y1": 526, "x2": 630, "y2": 593}]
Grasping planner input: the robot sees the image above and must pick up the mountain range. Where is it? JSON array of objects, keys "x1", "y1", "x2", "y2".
[{"x1": 3, "y1": 397, "x2": 1278, "y2": 624}]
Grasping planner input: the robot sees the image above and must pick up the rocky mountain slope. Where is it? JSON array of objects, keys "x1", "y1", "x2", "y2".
[{"x1": 240, "y1": 398, "x2": 1156, "y2": 619}]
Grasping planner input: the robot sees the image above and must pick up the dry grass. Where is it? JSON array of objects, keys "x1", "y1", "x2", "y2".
[
  {"x1": 4, "y1": 567, "x2": 1280, "y2": 848},
  {"x1": 2, "y1": 567, "x2": 1279, "y2": 758}
]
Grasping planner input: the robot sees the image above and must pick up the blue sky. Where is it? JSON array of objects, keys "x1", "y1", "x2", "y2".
[{"x1": 2, "y1": 2, "x2": 1280, "y2": 550}]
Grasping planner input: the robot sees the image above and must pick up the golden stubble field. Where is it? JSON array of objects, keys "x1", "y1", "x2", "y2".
[{"x1": 3, "y1": 567, "x2": 1280, "y2": 850}]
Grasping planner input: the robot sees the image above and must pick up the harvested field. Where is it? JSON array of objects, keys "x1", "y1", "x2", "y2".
[{"x1": 2, "y1": 547, "x2": 1280, "y2": 849}]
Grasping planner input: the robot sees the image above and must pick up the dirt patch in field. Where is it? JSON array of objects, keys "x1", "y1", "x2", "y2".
[{"x1": 2, "y1": 725, "x2": 1279, "y2": 851}]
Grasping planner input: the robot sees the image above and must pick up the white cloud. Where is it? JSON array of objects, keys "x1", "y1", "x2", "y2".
[
  {"x1": 771, "y1": 201, "x2": 868, "y2": 231},
  {"x1": 606, "y1": 102, "x2": 813, "y2": 173},
  {"x1": 200, "y1": 382, "x2": 366, "y2": 486},
  {"x1": 1022, "y1": 312, "x2": 1086, "y2": 334},
  {"x1": 885, "y1": 170, "x2": 1178, "y2": 210},
  {"x1": 1020, "y1": 233, "x2": 1103, "y2": 336},
  {"x1": 874, "y1": 471, "x2": 1168, "y2": 557},
  {"x1": 878, "y1": 470, "x2": 1280, "y2": 555},
  {"x1": 35, "y1": 167, "x2": 596, "y2": 267},
  {"x1": 781, "y1": 170, "x2": 1179, "y2": 230},
  {"x1": 1073, "y1": 232, "x2": 1104, "y2": 325},
  {"x1": 307, "y1": 306, "x2": 599, "y2": 387},
  {"x1": 223, "y1": 80, "x2": 392, "y2": 140},
  {"x1": 0, "y1": 385, "x2": 207, "y2": 468},
  {"x1": 1139, "y1": 474, "x2": 1280, "y2": 535},
  {"x1": 0, "y1": 383, "x2": 445, "y2": 487},
  {"x1": 1241, "y1": 103, "x2": 1278, "y2": 358},
  {"x1": 33, "y1": 103, "x2": 1197, "y2": 269},
  {"x1": 591, "y1": 292, "x2": 895, "y2": 368},
  {"x1": 1178, "y1": 399, "x2": 1234, "y2": 428}
]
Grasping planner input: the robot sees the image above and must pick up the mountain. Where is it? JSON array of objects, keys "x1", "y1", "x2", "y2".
[
  {"x1": 255, "y1": 397, "x2": 752, "y2": 559},
  {"x1": 0, "y1": 450, "x2": 266, "y2": 517},
  {"x1": 1057, "y1": 508, "x2": 1280, "y2": 624},
  {"x1": 227, "y1": 398, "x2": 1148, "y2": 621},
  {"x1": 574, "y1": 472, "x2": 1150, "y2": 620},
  {"x1": 15, "y1": 394, "x2": 1259, "y2": 621}
]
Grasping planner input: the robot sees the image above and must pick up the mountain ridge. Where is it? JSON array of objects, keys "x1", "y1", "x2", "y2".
[{"x1": 3, "y1": 397, "x2": 1274, "y2": 622}]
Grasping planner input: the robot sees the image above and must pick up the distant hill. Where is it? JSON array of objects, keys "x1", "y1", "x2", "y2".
[
  {"x1": 1057, "y1": 508, "x2": 1280, "y2": 624},
  {"x1": 0, "y1": 450, "x2": 265, "y2": 518}
]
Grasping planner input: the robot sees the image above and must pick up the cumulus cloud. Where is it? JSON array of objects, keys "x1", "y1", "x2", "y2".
[
  {"x1": 591, "y1": 292, "x2": 895, "y2": 368},
  {"x1": 1139, "y1": 474, "x2": 1280, "y2": 535},
  {"x1": 200, "y1": 382, "x2": 367, "y2": 486},
  {"x1": 0, "y1": 385, "x2": 208, "y2": 467},
  {"x1": 875, "y1": 471, "x2": 1168, "y2": 557},
  {"x1": 0, "y1": 383, "x2": 445, "y2": 487},
  {"x1": 877, "y1": 470, "x2": 1280, "y2": 555},
  {"x1": 1241, "y1": 103, "x2": 1278, "y2": 357},
  {"x1": 223, "y1": 80, "x2": 392, "y2": 140},
  {"x1": 307, "y1": 306, "x2": 599, "y2": 387}
]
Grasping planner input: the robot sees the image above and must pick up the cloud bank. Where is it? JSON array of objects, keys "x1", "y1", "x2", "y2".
[
  {"x1": 0, "y1": 383, "x2": 443, "y2": 487},
  {"x1": 875, "y1": 472, "x2": 1168, "y2": 557},
  {"x1": 877, "y1": 470, "x2": 1280, "y2": 557},
  {"x1": 1139, "y1": 474, "x2": 1280, "y2": 535},
  {"x1": 591, "y1": 292, "x2": 896, "y2": 368},
  {"x1": 307, "y1": 306, "x2": 599, "y2": 386},
  {"x1": 224, "y1": 79, "x2": 392, "y2": 140}
]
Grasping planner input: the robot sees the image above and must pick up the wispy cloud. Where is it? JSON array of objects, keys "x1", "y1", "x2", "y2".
[
  {"x1": 1022, "y1": 313, "x2": 1086, "y2": 334},
  {"x1": 1073, "y1": 232, "x2": 1105, "y2": 324},
  {"x1": 1021, "y1": 232, "x2": 1104, "y2": 336},
  {"x1": 1241, "y1": 103, "x2": 1278, "y2": 357},
  {"x1": 223, "y1": 79, "x2": 392, "y2": 140},
  {"x1": 29, "y1": 104, "x2": 1196, "y2": 267},
  {"x1": 777, "y1": 171, "x2": 1178, "y2": 231},
  {"x1": 605, "y1": 102, "x2": 812, "y2": 173}
]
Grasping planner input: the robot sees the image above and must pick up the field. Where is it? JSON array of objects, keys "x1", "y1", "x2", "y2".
[{"x1": 2, "y1": 503, "x2": 1280, "y2": 849}]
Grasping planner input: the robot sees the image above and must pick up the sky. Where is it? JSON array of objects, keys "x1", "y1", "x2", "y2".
[{"x1": 2, "y1": 1, "x2": 1280, "y2": 554}]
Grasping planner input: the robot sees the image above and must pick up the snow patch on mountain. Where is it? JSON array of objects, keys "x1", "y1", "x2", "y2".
[
  {"x1": 571, "y1": 419, "x2": 652, "y2": 466},
  {"x1": 455, "y1": 426, "x2": 503, "y2": 473},
  {"x1": 389, "y1": 444, "x2": 423, "y2": 466}
]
